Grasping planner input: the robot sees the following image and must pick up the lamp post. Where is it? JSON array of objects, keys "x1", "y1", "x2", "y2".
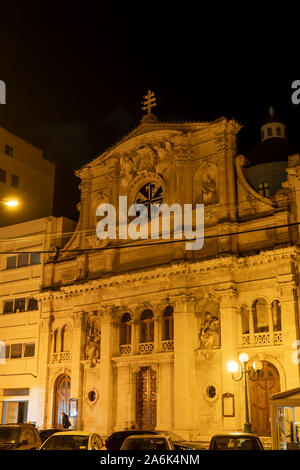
[{"x1": 227, "y1": 353, "x2": 263, "y2": 433}]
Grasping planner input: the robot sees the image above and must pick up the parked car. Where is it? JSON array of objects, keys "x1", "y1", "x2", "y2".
[
  {"x1": 0, "y1": 423, "x2": 42, "y2": 450},
  {"x1": 120, "y1": 434, "x2": 175, "y2": 450},
  {"x1": 38, "y1": 431, "x2": 105, "y2": 450},
  {"x1": 104, "y1": 429, "x2": 203, "y2": 450},
  {"x1": 208, "y1": 432, "x2": 264, "y2": 450},
  {"x1": 38, "y1": 428, "x2": 66, "y2": 443}
]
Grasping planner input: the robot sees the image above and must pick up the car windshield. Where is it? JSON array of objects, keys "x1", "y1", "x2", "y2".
[
  {"x1": 160, "y1": 431, "x2": 185, "y2": 442},
  {"x1": 211, "y1": 436, "x2": 261, "y2": 450},
  {"x1": 41, "y1": 434, "x2": 89, "y2": 450},
  {"x1": 0, "y1": 427, "x2": 19, "y2": 444},
  {"x1": 123, "y1": 437, "x2": 169, "y2": 450}
]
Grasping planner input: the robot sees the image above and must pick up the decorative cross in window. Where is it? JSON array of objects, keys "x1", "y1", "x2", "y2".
[
  {"x1": 135, "y1": 182, "x2": 163, "y2": 215},
  {"x1": 258, "y1": 182, "x2": 270, "y2": 197}
]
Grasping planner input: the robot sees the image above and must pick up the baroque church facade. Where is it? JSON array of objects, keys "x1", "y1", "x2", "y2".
[{"x1": 35, "y1": 101, "x2": 300, "y2": 440}]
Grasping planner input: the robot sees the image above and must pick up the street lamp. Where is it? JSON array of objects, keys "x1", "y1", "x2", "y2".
[
  {"x1": 227, "y1": 353, "x2": 263, "y2": 433},
  {"x1": 0, "y1": 199, "x2": 19, "y2": 208}
]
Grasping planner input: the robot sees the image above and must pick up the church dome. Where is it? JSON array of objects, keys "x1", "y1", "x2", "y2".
[{"x1": 244, "y1": 108, "x2": 297, "y2": 197}]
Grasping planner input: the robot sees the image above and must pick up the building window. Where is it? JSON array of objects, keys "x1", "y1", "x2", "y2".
[
  {"x1": 23, "y1": 343, "x2": 35, "y2": 358},
  {"x1": 61, "y1": 325, "x2": 72, "y2": 352},
  {"x1": 17, "y1": 253, "x2": 28, "y2": 268},
  {"x1": 272, "y1": 300, "x2": 282, "y2": 332},
  {"x1": 14, "y1": 298, "x2": 26, "y2": 313},
  {"x1": 30, "y1": 252, "x2": 40, "y2": 265},
  {"x1": 5, "y1": 145, "x2": 13, "y2": 157},
  {"x1": 11, "y1": 174, "x2": 19, "y2": 188},
  {"x1": 3, "y1": 300, "x2": 13, "y2": 314},
  {"x1": 0, "y1": 168, "x2": 6, "y2": 183},
  {"x1": 5, "y1": 343, "x2": 35, "y2": 359},
  {"x1": 276, "y1": 127, "x2": 281, "y2": 136},
  {"x1": 120, "y1": 313, "x2": 132, "y2": 346},
  {"x1": 10, "y1": 343, "x2": 23, "y2": 359},
  {"x1": 252, "y1": 298, "x2": 269, "y2": 333},
  {"x1": 6, "y1": 253, "x2": 38, "y2": 269},
  {"x1": 267, "y1": 127, "x2": 272, "y2": 137},
  {"x1": 258, "y1": 182, "x2": 270, "y2": 197},
  {"x1": 6, "y1": 256, "x2": 17, "y2": 269},
  {"x1": 163, "y1": 306, "x2": 174, "y2": 340},
  {"x1": 27, "y1": 298, "x2": 38, "y2": 311},
  {"x1": 140, "y1": 309, "x2": 154, "y2": 343}
]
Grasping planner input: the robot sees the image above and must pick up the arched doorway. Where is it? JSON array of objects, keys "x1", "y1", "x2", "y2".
[
  {"x1": 136, "y1": 367, "x2": 157, "y2": 430},
  {"x1": 249, "y1": 361, "x2": 280, "y2": 436},
  {"x1": 53, "y1": 374, "x2": 71, "y2": 428}
]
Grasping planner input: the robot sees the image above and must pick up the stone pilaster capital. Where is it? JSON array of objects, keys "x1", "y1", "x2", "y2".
[{"x1": 170, "y1": 293, "x2": 196, "y2": 314}]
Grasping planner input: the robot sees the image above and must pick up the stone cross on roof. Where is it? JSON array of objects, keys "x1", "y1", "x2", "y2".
[{"x1": 141, "y1": 90, "x2": 157, "y2": 115}]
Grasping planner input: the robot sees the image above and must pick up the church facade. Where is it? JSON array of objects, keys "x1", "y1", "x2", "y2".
[{"x1": 34, "y1": 105, "x2": 300, "y2": 440}]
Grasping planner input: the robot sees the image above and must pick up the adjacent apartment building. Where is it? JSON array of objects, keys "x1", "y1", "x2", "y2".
[
  {"x1": 0, "y1": 216, "x2": 75, "y2": 424},
  {"x1": 0, "y1": 126, "x2": 55, "y2": 227}
]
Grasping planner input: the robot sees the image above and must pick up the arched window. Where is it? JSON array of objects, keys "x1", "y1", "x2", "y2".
[
  {"x1": 276, "y1": 126, "x2": 281, "y2": 136},
  {"x1": 252, "y1": 299, "x2": 269, "y2": 333},
  {"x1": 53, "y1": 329, "x2": 59, "y2": 353},
  {"x1": 140, "y1": 309, "x2": 154, "y2": 343},
  {"x1": 61, "y1": 324, "x2": 72, "y2": 352},
  {"x1": 120, "y1": 313, "x2": 132, "y2": 345},
  {"x1": 272, "y1": 300, "x2": 282, "y2": 332},
  {"x1": 268, "y1": 127, "x2": 272, "y2": 137},
  {"x1": 163, "y1": 306, "x2": 174, "y2": 340}
]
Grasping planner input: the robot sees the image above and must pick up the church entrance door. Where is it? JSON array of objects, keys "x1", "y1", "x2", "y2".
[
  {"x1": 136, "y1": 367, "x2": 156, "y2": 430},
  {"x1": 53, "y1": 374, "x2": 71, "y2": 428},
  {"x1": 249, "y1": 361, "x2": 280, "y2": 436}
]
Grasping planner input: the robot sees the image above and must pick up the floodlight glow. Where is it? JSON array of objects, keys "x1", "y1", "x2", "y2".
[{"x1": 227, "y1": 361, "x2": 239, "y2": 373}]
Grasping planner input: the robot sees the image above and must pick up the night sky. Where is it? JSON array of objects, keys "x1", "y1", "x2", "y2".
[{"x1": 0, "y1": 2, "x2": 299, "y2": 221}]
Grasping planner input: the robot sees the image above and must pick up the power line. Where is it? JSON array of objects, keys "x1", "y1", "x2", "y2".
[{"x1": 0, "y1": 219, "x2": 298, "y2": 254}]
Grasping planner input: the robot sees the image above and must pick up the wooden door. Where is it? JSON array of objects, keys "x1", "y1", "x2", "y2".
[
  {"x1": 136, "y1": 367, "x2": 156, "y2": 430},
  {"x1": 53, "y1": 374, "x2": 71, "y2": 427},
  {"x1": 249, "y1": 361, "x2": 280, "y2": 436}
]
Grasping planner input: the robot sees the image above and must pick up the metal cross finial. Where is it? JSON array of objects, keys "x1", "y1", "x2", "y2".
[
  {"x1": 141, "y1": 90, "x2": 157, "y2": 115},
  {"x1": 269, "y1": 106, "x2": 275, "y2": 117}
]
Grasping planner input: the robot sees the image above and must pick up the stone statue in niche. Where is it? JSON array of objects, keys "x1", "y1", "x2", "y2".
[
  {"x1": 199, "y1": 311, "x2": 220, "y2": 349},
  {"x1": 86, "y1": 315, "x2": 101, "y2": 367},
  {"x1": 119, "y1": 140, "x2": 173, "y2": 187},
  {"x1": 153, "y1": 141, "x2": 172, "y2": 174},
  {"x1": 120, "y1": 154, "x2": 135, "y2": 187},
  {"x1": 135, "y1": 144, "x2": 156, "y2": 172},
  {"x1": 195, "y1": 162, "x2": 217, "y2": 204}
]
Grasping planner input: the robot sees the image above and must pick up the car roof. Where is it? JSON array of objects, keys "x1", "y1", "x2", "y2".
[
  {"x1": 50, "y1": 431, "x2": 94, "y2": 437},
  {"x1": 124, "y1": 434, "x2": 168, "y2": 439},
  {"x1": 211, "y1": 432, "x2": 260, "y2": 438},
  {"x1": 0, "y1": 424, "x2": 34, "y2": 427}
]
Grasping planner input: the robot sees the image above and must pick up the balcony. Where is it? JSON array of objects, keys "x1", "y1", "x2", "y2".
[
  {"x1": 139, "y1": 342, "x2": 154, "y2": 354},
  {"x1": 51, "y1": 351, "x2": 71, "y2": 363},
  {"x1": 241, "y1": 331, "x2": 282, "y2": 347}
]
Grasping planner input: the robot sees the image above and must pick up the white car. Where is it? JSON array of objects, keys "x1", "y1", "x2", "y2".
[
  {"x1": 38, "y1": 430, "x2": 105, "y2": 450},
  {"x1": 120, "y1": 434, "x2": 175, "y2": 450}
]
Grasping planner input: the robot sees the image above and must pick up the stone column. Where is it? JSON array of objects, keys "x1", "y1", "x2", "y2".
[
  {"x1": 218, "y1": 286, "x2": 240, "y2": 431},
  {"x1": 277, "y1": 274, "x2": 300, "y2": 388},
  {"x1": 35, "y1": 298, "x2": 53, "y2": 428},
  {"x1": 99, "y1": 306, "x2": 114, "y2": 435},
  {"x1": 172, "y1": 294, "x2": 197, "y2": 439},
  {"x1": 70, "y1": 309, "x2": 86, "y2": 430},
  {"x1": 115, "y1": 362, "x2": 131, "y2": 430}
]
